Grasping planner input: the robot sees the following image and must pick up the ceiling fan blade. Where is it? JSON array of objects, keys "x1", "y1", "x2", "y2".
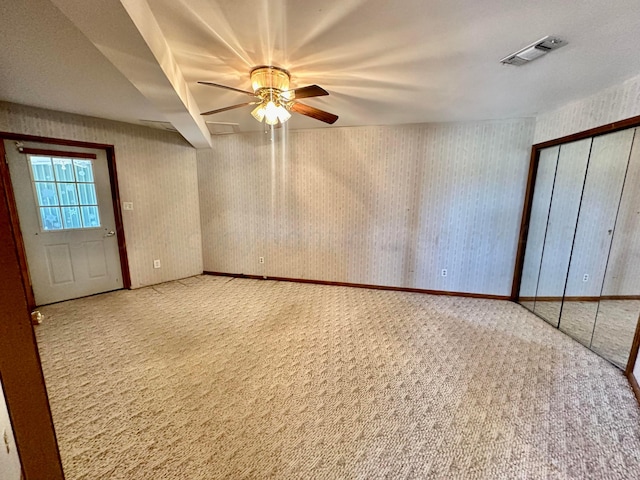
[
  {"x1": 201, "y1": 102, "x2": 255, "y2": 116},
  {"x1": 291, "y1": 102, "x2": 338, "y2": 124},
  {"x1": 292, "y1": 85, "x2": 329, "y2": 99},
  {"x1": 198, "y1": 81, "x2": 255, "y2": 96}
]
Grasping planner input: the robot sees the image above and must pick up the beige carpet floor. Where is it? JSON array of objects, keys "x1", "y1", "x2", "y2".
[{"x1": 36, "y1": 275, "x2": 640, "y2": 479}]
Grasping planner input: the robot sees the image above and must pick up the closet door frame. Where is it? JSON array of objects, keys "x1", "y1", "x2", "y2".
[
  {"x1": 511, "y1": 113, "x2": 640, "y2": 388},
  {"x1": 628, "y1": 320, "x2": 640, "y2": 402}
]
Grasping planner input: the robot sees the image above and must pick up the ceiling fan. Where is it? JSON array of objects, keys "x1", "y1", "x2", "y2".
[{"x1": 199, "y1": 66, "x2": 338, "y2": 126}]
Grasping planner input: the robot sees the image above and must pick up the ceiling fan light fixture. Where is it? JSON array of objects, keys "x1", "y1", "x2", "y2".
[
  {"x1": 276, "y1": 105, "x2": 291, "y2": 123},
  {"x1": 251, "y1": 104, "x2": 266, "y2": 122},
  {"x1": 263, "y1": 100, "x2": 280, "y2": 125},
  {"x1": 251, "y1": 100, "x2": 291, "y2": 125},
  {"x1": 250, "y1": 66, "x2": 290, "y2": 93},
  {"x1": 281, "y1": 90, "x2": 294, "y2": 101},
  {"x1": 200, "y1": 65, "x2": 338, "y2": 125}
]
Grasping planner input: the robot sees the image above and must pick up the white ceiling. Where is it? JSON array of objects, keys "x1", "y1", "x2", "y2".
[{"x1": 2, "y1": 0, "x2": 640, "y2": 147}]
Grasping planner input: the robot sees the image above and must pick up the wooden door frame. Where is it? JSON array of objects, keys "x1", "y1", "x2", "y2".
[
  {"x1": 1, "y1": 151, "x2": 65, "y2": 478},
  {"x1": 0, "y1": 132, "x2": 131, "y2": 310},
  {"x1": 626, "y1": 316, "x2": 640, "y2": 401},
  {"x1": 510, "y1": 114, "x2": 640, "y2": 390}
]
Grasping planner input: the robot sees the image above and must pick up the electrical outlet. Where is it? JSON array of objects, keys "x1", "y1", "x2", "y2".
[
  {"x1": 122, "y1": 201, "x2": 134, "y2": 210},
  {"x1": 153, "y1": 259, "x2": 161, "y2": 269},
  {"x1": 441, "y1": 269, "x2": 447, "y2": 277},
  {"x1": 259, "y1": 257, "x2": 265, "y2": 264},
  {"x1": 583, "y1": 274, "x2": 589, "y2": 282}
]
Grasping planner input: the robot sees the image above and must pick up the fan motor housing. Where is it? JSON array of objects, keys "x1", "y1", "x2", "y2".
[{"x1": 250, "y1": 66, "x2": 290, "y2": 94}]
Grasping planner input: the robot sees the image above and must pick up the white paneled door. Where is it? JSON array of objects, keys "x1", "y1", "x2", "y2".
[{"x1": 5, "y1": 140, "x2": 123, "y2": 305}]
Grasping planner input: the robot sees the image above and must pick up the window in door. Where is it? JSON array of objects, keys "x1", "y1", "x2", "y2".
[{"x1": 28, "y1": 156, "x2": 101, "y2": 231}]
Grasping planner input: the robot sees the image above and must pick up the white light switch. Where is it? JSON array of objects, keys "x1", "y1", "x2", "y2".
[{"x1": 122, "y1": 202, "x2": 134, "y2": 210}]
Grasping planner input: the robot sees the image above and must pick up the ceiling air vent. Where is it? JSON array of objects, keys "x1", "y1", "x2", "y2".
[
  {"x1": 206, "y1": 121, "x2": 240, "y2": 135},
  {"x1": 500, "y1": 36, "x2": 566, "y2": 66}
]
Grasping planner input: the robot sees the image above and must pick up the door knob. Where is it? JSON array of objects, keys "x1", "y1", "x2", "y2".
[{"x1": 104, "y1": 230, "x2": 116, "y2": 237}]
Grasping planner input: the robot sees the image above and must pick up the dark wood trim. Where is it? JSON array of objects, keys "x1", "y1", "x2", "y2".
[
  {"x1": 0, "y1": 133, "x2": 131, "y2": 300},
  {"x1": 203, "y1": 271, "x2": 511, "y2": 300},
  {"x1": 106, "y1": 146, "x2": 131, "y2": 289},
  {"x1": 600, "y1": 295, "x2": 640, "y2": 301},
  {"x1": 18, "y1": 147, "x2": 96, "y2": 159},
  {"x1": 518, "y1": 296, "x2": 564, "y2": 302},
  {"x1": 533, "y1": 114, "x2": 640, "y2": 150},
  {"x1": 520, "y1": 295, "x2": 640, "y2": 302},
  {"x1": 510, "y1": 146, "x2": 540, "y2": 300},
  {"x1": 0, "y1": 159, "x2": 65, "y2": 479},
  {"x1": 561, "y1": 296, "x2": 600, "y2": 302},
  {"x1": 0, "y1": 140, "x2": 36, "y2": 311},
  {"x1": 521, "y1": 296, "x2": 596, "y2": 302},
  {"x1": 627, "y1": 368, "x2": 640, "y2": 405},
  {"x1": 625, "y1": 313, "x2": 640, "y2": 379},
  {"x1": 0, "y1": 131, "x2": 112, "y2": 150}
]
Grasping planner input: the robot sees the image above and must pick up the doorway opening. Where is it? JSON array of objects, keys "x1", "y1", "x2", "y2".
[{"x1": 0, "y1": 133, "x2": 130, "y2": 309}]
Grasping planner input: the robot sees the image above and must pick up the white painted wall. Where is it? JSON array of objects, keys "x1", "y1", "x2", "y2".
[
  {"x1": 198, "y1": 119, "x2": 535, "y2": 296},
  {"x1": 0, "y1": 381, "x2": 21, "y2": 480},
  {"x1": 0, "y1": 102, "x2": 203, "y2": 288}
]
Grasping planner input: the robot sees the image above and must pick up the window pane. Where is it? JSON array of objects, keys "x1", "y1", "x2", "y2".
[
  {"x1": 73, "y1": 160, "x2": 94, "y2": 183},
  {"x1": 61, "y1": 207, "x2": 82, "y2": 229},
  {"x1": 35, "y1": 182, "x2": 59, "y2": 206},
  {"x1": 57, "y1": 183, "x2": 79, "y2": 206},
  {"x1": 40, "y1": 207, "x2": 63, "y2": 230},
  {"x1": 80, "y1": 206, "x2": 100, "y2": 228},
  {"x1": 77, "y1": 183, "x2": 97, "y2": 205},
  {"x1": 53, "y1": 158, "x2": 75, "y2": 182},
  {"x1": 30, "y1": 157, "x2": 54, "y2": 181},
  {"x1": 31, "y1": 156, "x2": 100, "y2": 231}
]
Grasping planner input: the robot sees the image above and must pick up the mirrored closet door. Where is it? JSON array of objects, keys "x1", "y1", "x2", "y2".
[{"x1": 518, "y1": 126, "x2": 640, "y2": 368}]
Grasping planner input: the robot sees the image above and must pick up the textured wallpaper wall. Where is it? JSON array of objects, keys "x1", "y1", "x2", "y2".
[
  {"x1": 198, "y1": 119, "x2": 535, "y2": 296},
  {"x1": 534, "y1": 72, "x2": 640, "y2": 143},
  {"x1": 0, "y1": 102, "x2": 202, "y2": 288}
]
